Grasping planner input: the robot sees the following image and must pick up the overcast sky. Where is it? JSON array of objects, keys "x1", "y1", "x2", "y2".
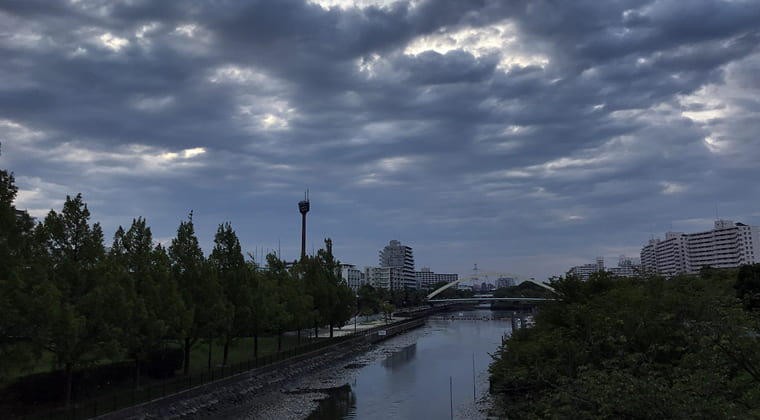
[{"x1": 2, "y1": 0, "x2": 759, "y2": 282}]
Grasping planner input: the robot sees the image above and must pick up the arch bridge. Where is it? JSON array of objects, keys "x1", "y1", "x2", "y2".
[{"x1": 426, "y1": 273, "x2": 556, "y2": 300}]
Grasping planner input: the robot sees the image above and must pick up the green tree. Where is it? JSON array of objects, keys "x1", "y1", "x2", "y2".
[
  {"x1": 0, "y1": 168, "x2": 48, "y2": 383},
  {"x1": 735, "y1": 263, "x2": 760, "y2": 309},
  {"x1": 282, "y1": 259, "x2": 313, "y2": 345},
  {"x1": 209, "y1": 222, "x2": 249, "y2": 365},
  {"x1": 263, "y1": 252, "x2": 295, "y2": 351},
  {"x1": 319, "y1": 239, "x2": 354, "y2": 335},
  {"x1": 295, "y1": 253, "x2": 329, "y2": 339},
  {"x1": 489, "y1": 270, "x2": 760, "y2": 419},
  {"x1": 299, "y1": 239, "x2": 355, "y2": 338},
  {"x1": 109, "y1": 217, "x2": 185, "y2": 387},
  {"x1": 169, "y1": 212, "x2": 226, "y2": 374},
  {"x1": 246, "y1": 258, "x2": 272, "y2": 359},
  {"x1": 37, "y1": 194, "x2": 120, "y2": 405},
  {"x1": 357, "y1": 284, "x2": 382, "y2": 316}
]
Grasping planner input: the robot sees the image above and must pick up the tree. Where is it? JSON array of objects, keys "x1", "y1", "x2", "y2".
[
  {"x1": 295, "y1": 254, "x2": 328, "y2": 339},
  {"x1": 245, "y1": 259, "x2": 270, "y2": 359},
  {"x1": 280, "y1": 258, "x2": 313, "y2": 345},
  {"x1": 262, "y1": 252, "x2": 294, "y2": 352},
  {"x1": 357, "y1": 284, "x2": 382, "y2": 317},
  {"x1": 297, "y1": 239, "x2": 355, "y2": 338},
  {"x1": 209, "y1": 222, "x2": 248, "y2": 365},
  {"x1": 319, "y1": 239, "x2": 354, "y2": 335},
  {"x1": 169, "y1": 212, "x2": 225, "y2": 374},
  {"x1": 109, "y1": 217, "x2": 185, "y2": 387},
  {"x1": 0, "y1": 168, "x2": 47, "y2": 383},
  {"x1": 489, "y1": 270, "x2": 760, "y2": 419},
  {"x1": 735, "y1": 263, "x2": 760, "y2": 309},
  {"x1": 37, "y1": 194, "x2": 120, "y2": 405}
]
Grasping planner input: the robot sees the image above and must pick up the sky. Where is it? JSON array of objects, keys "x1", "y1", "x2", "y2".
[{"x1": 2, "y1": 0, "x2": 759, "y2": 282}]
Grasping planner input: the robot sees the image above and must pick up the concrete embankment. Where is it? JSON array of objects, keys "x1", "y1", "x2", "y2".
[{"x1": 98, "y1": 316, "x2": 427, "y2": 420}]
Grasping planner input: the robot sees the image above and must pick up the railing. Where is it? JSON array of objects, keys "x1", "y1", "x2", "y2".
[{"x1": 19, "y1": 316, "x2": 427, "y2": 420}]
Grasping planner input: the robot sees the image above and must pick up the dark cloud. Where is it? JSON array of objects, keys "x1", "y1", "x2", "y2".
[{"x1": 1, "y1": 0, "x2": 759, "y2": 281}]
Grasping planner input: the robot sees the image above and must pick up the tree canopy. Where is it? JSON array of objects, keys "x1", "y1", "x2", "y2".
[{"x1": 489, "y1": 269, "x2": 760, "y2": 419}]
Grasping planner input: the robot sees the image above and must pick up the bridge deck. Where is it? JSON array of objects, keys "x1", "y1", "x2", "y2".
[{"x1": 428, "y1": 297, "x2": 553, "y2": 303}]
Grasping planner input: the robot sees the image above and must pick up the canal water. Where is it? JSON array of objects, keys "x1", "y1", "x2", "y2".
[{"x1": 305, "y1": 309, "x2": 515, "y2": 420}]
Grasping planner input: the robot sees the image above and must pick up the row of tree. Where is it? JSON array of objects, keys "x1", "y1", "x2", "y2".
[
  {"x1": 0, "y1": 168, "x2": 355, "y2": 405},
  {"x1": 489, "y1": 267, "x2": 760, "y2": 418}
]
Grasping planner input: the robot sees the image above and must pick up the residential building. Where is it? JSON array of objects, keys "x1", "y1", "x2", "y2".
[
  {"x1": 415, "y1": 267, "x2": 458, "y2": 289},
  {"x1": 569, "y1": 257, "x2": 605, "y2": 281},
  {"x1": 569, "y1": 256, "x2": 641, "y2": 280},
  {"x1": 341, "y1": 264, "x2": 364, "y2": 292},
  {"x1": 379, "y1": 240, "x2": 416, "y2": 289},
  {"x1": 640, "y1": 220, "x2": 760, "y2": 276},
  {"x1": 496, "y1": 276, "x2": 517, "y2": 288},
  {"x1": 364, "y1": 266, "x2": 404, "y2": 290}
]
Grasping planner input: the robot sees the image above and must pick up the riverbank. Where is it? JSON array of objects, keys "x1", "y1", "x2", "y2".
[
  {"x1": 222, "y1": 321, "x2": 434, "y2": 420},
  {"x1": 97, "y1": 316, "x2": 425, "y2": 419}
]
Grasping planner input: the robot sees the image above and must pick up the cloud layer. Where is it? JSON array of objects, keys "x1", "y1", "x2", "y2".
[{"x1": 2, "y1": 0, "x2": 759, "y2": 281}]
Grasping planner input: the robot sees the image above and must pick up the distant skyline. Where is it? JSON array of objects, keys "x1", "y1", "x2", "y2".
[{"x1": 2, "y1": 0, "x2": 759, "y2": 282}]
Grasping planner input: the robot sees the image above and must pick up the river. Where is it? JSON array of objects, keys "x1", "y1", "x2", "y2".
[{"x1": 303, "y1": 308, "x2": 516, "y2": 420}]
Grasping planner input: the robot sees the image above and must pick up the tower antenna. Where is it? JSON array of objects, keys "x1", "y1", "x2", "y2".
[{"x1": 298, "y1": 190, "x2": 311, "y2": 259}]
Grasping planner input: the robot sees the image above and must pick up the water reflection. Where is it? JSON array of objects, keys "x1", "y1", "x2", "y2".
[
  {"x1": 305, "y1": 309, "x2": 516, "y2": 420},
  {"x1": 304, "y1": 384, "x2": 356, "y2": 420}
]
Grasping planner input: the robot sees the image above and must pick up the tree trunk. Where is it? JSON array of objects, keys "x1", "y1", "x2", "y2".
[
  {"x1": 223, "y1": 338, "x2": 230, "y2": 366},
  {"x1": 297, "y1": 329, "x2": 301, "y2": 345},
  {"x1": 277, "y1": 328, "x2": 282, "y2": 352},
  {"x1": 254, "y1": 333, "x2": 259, "y2": 359},
  {"x1": 64, "y1": 362, "x2": 73, "y2": 407},
  {"x1": 314, "y1": 320, "x2": 319, "y2": 339},
  {"x1": 183, "y1": 337, "x2": 191, "y2": 375},
  {"x1": 135, "y1": 359, "x2": 141, "y2": 389},
  {"x1": 329, "y1": 321, "x2": 334, "y2": 338},
  {"x1": 207, "y1": 336, "x2": 212, "y2": 371}
]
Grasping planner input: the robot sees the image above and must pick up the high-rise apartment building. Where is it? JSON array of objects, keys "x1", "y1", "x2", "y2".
[
  {"x1": 379, "y1": 240, "x2": 416, "y2": 289},
  {"x1": 641, "y1": 220, "x2": 759, "y2": 276}
]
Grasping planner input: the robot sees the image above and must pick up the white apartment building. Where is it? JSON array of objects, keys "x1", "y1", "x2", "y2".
[
  {"x1": 379, "y1": 240, "x2": 416, "y2": 289},
  {"x1": 569, "y1": 257, "x2": 605, "y2": 281},
  {"x1": 640, "y1": 220, "x2": 760, "y2": 276},
  {"x1": 341, "y1": 264, "x2": 364, "y2": 292},
  {"x1": 569, "y1": 256, "x2": 641, "y2": 280},
  {"x1": 415, "y1": 267, "x2": 458, "y2": 289},
  {"x1": 364, "y1": 266, "x2": 404, "y2": 290}
]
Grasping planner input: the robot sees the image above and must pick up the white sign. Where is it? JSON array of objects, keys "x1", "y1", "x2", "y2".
[{"x1": 377, "y1": 330, "x2": 387, "y2": 336}]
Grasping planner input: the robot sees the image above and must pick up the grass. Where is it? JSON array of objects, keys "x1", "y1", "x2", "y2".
[{"x1": 186, "y1": 334, "x2": 305, "y2": 375}]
